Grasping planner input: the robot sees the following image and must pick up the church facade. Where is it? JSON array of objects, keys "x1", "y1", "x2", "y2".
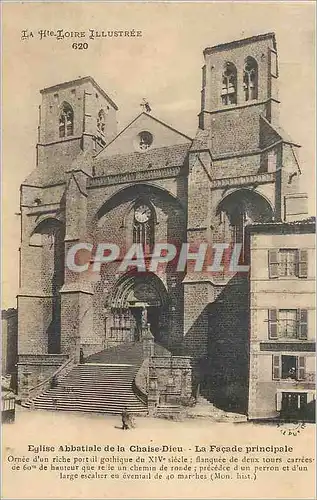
[{"x1": 17, "y1": 33, "x2": 309, "y2": 417}]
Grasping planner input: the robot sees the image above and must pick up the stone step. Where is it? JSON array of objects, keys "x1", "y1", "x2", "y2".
[
  {"x1": 24, "y1": 404, "x2": 147, "y2": 414},
  {"x1": 34, "y1": 394, "x2": 144, "y2": 403},
  {"x1": 24, "y1": 343, "x2": 150, "y2": 414},
  {"x1": 24, "y1": 396, "x2": 146, "y2": 411},
  {"x1": 41, "y1": 388, "x2": 137, "y2": 395},
  {"x1": 24, "y1": 342, "x2": 173, "y2": 415},
  {"x1": 85, "y1": 343, "x2": 145, "y2": 365},
  {"x1": 29, "y1": 400, "x2": 146, "y2": 408},
  {"x1": 157, "y1": 405, "x2": 181, "y2": 413},
  {"x1": 48, "y1": 385, "x2": 135, "y2": 391},
  {"x1": 27, "y1": 400, "x2": 146, "y2": 407},
  {"x1": 64, "y1": 378, "x2": 136, "y2": 382}
]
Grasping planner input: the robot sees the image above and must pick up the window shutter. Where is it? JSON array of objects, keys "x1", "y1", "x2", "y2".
[
  {"x1": 268, "y1": 250, "x2": 279, "y2": 278},
  {"x1": 276, "y1": 392, "x2": 282, "y2": 411},
  {"x1": 297, "y1": 356, "x2": 305, "y2": 380},
  {"x1": 268, "y1": 309, "x2": 278, "y2": 339},
  {"x1": 272, "y1": 355, "x2": 281, "y2": 380},
  {"x1": 307, "y1": 393, "x2": 315, "y2": 404},
  {"x1": 297, "y1": 309, "x2": 308, "y2": 339},
  {"x1": 298, "y1": 249, "x2": 308, "y2": 278}
]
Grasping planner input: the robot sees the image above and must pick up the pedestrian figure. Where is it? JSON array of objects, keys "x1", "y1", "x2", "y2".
[
  {"x1": 79, "y1": 347, "x2": 84, "y2": 364},
  {"x1": 121, "y1": 407, "x2": 130, "y2": 430},
  {"x1": 129, "y1": 414, "x2": 136, "y2": 428},
  {"x1": 50, "y1": 375, "x2": 58, "y2": 389}
]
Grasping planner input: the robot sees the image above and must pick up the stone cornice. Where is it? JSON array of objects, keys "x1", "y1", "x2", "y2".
[
  {"x1": 210, "y1": 172, "x2": 275, "y2": 190},
  {"x1": 60, "y1": 282, "x2": 94, "y2": 295},
  {"x1": 25, "y1": 205, "x2": 61, "y2": 216},
  {"x1": 203, "y1": 32, "x2": 276, "y2": 55},
  {"x1": 17, "y1": 289, "x2": 54, "y2": 298},
  {"x1": 182, "y1": 277, "x2": 229, "y2": 286},
  {"x1": 260, "y1": 342, "x2": 315, "y2": 352},
  {"x1": 87, "y1": 165, "x2": 183, "y2": 188},
  {"x1": 200, "y1": 97, "x2": 280, "y2": 116}
]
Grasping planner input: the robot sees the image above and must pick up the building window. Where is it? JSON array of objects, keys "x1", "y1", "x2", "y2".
[
  {"x1": 243, "y1": 57, "x2": 258, "y2": 101},
  {"x1": 270, "y1": 50, "x2": 278, "y2": 77},
  {"x1": 268, "y1": 249, "x2": 308, "y2": 278},
  {"x1": 282, "y1": 355, "x2": 297, "y2": 379},
  {"x1": 201, "y1": 88, "x2": 206, "y2": 111},
  {"x1": 268, "y1": 309, "x2": 308, "y2": 340},
  {"x1": 272, "y1": 355, "x2": 306, "y2": 380},
  {"x1": 133, "y1": 202, "x2": 155, "y2": 253},
  {"x1": 59, "y1": 102, "x2": 74, "y2": 138},
  {"x1": 278, "y1": 309, "x2": 298, "y2": 338},
  {"x1": 267, "y1": 149, "x2": 277, "y2": 173},
  {"x1": 202, "y1": 65, "x2": 206, "y2": 88},
  {"x1": 221, "y1": 62, "x2": 237, "y2": 105},
  {"x1": 279, "y1": 249, "x2": 297, "y2": 276},
  {"x1": 279, "y1": 392, "x2": 308, "y2": 414},
  {"x1": 97, "y1": 109, "x2": 106, "y2": 134},
  {"x1": 137, "y1": 131, "x2": 153, "y2": 151},
  {"x1": 230, "y1": 210, "x2": 246, "y2": 244}
]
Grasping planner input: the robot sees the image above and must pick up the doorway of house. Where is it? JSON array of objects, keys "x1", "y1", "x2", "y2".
[{"x1": 281, "y1": 392, "x2": 307, "y2": 420}]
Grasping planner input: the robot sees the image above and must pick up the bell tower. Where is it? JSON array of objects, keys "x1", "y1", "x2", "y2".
[
  {"x1": 198, "y1": 32, "x2": 279, "y2": 155},
  {"x1": 37, "y1": 76, "x2": 118, "y2": 168}
]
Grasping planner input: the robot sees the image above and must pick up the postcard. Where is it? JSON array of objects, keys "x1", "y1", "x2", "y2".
[{"x1": 1, "y1": 2, "x2": 316, "y2": 499}]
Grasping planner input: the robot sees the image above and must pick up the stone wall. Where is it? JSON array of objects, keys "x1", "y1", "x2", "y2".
[
  {"x1": 1, "y1": 308, "x2": 18, "y2": 376},
  {"x1": 205, "y1": 275, "x2": 249, "y2": 413},
  {"x1": 148, "y1": 355, "x2": 193, "y2": 408},
  {"x1": 17, "y1": 354, "x2": 68, "y2": 398}
]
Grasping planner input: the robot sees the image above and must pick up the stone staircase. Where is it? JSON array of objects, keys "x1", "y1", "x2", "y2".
[
  {"x1": 85, "y1": 342, "x2": 145, "y2": 365},
  {"x1": 22, "y1": 343, "x2": 148, "y2": 414}
]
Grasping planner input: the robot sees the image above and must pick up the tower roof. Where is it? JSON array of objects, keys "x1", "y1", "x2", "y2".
[
  {"x1": 203, "y1": 32, "x2": 276, "y2": 55},
  {"x1": 40, "y1": 76, "x2": 118, "y2": 110}
]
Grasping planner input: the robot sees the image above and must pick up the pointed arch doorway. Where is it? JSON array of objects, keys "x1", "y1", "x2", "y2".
[{"x1": 109, "y1": 272, "x2": 169, "y2": 345}]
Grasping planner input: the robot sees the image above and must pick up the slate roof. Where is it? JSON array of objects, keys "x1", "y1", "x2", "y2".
[
  {"x1": 40, "y1": 76, "x2": 118, "y2": 110},
  {"x1": 93, "y1": 143, "x2": 191, "y2": 176},
  {"x1": 260, "y1": 115, "x2": 300, "y2": 148},
  {"x1": 204, "y1": 32, "x2": 276, "y2": 55},
  {"x1": 190, "y1": 128, "x2": 210, "y2": 151},
  {"x1": 246, "y1": 217, "x2": 315, "y2": 234}
]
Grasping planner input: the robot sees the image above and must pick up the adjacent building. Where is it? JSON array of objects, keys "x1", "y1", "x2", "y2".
[{"x1": 247, "y1": 218, "x2": 315, "y2": 420}]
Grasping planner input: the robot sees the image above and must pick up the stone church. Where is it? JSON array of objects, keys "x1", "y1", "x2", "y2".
[{"x1": 17, "y1": 33, "x2": 308, "y2": 416}]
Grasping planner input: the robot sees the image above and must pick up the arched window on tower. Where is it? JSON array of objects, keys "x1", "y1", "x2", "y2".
[
  {"x1": 230, "y1": 209, "x2": 252, "y2": 248},
  {"x1": 133, "y1": 202, "x2": 155, "y2": 254},
  {"x1": 243, "y1": 57, "x2": 258, "y2": 101},
  {"x1": 221, "y1": 62, "x2": 237, "y2": 105},
  {"x1": 217, "y1": 190, "x2": 273, "y2": 264},
  {"x1": 97, "y1": 109, "x2": 106, "y2": 135},
  {"x1": 59, "y1": 102, "x2": 74, "y2": 138}
]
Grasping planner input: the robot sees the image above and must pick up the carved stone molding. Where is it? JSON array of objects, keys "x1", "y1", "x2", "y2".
[
  {"x1": 88, "y1": 166, "x2": 183, "y2": 188},
  {"x1": 210, "y1": 172, "x2": 275, "y2": 190}
]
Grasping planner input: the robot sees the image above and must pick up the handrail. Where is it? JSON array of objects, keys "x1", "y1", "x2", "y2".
[
  {"x1": 133, "y1": 358, "x2": 149, "y2": 405},
  {"x1": 27, "y1": 356, "x2": 76, "y2": 400},
  {"x1": 132, "y1": 378, "x2": 148, "y2": 405}
]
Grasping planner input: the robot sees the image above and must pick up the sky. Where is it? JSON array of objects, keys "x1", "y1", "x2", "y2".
[{"x1": 1, "y1": 1, "x2": 315, "y2": 308}]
